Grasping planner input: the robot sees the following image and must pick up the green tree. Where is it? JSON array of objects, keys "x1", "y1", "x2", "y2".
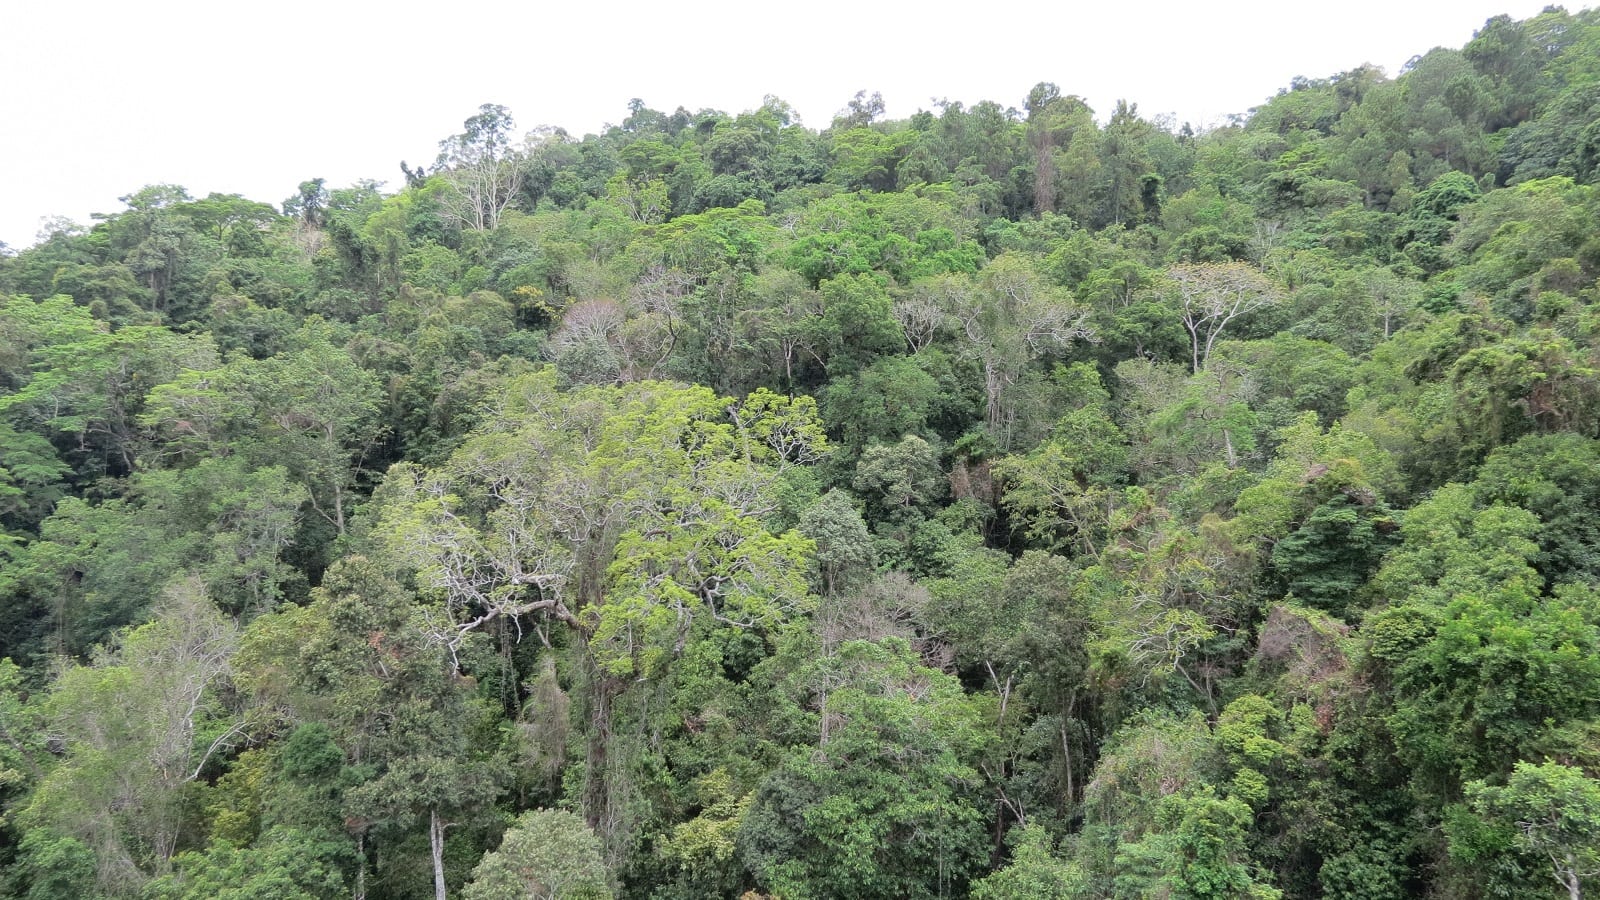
[
  {"x1": 462, "y1": 809, "x2": 611, "y2": 900},
  {"x1": 972, "y1": 825, "x2": 1082, "y2": 899},
  {"x1": 0, "y1": 421, "x2": 70, "y2": 534},
  {"x1": 739, "y1": 638, "x2": 989, "y2": 899},
  {"x1": 994, "y1": 401, "x2": 1127, "y2": 557},
  {"x1": 852, "y1": 434, "x2": 945, "y2": 523},
  {"x1": 142, "y1": 829, "x2": 350, "y2": 900},
  {"x1": 1100, "y1": 100, "x2": 1157, "y2": 227},
  {"x1": 10, "y1": 830, "x2": 100, "y2": 900},
  {"x1": 915, "y1": 257, "x2": 1093, "y2": 446},
  {"x1": 1024, "y1": 84, "x2": 1100, "y2": 221},
  {"x1": 1113, "y1": 786, "x2": 1283, "y2": 899},
  {"x1": 245, "y1": 321, "x2": 383, "y2": 538},
  {"x1": 0, "y1": 295, "x2": 217, "y2": 476},
  {"x1": 435, "y1": 104, "x2": 527, "y2": 232},
  {"x1": 796, "y1": 489, "x2": 876, "y2": 599},
  {"x1": 239, "y1": 557, "x2": 498, "y2": 900},
  {"x1": 27, "y1": 580, "x2": 244, "y2": 896},
  {"x1": 1452, "y1": 762, "x2": 1600, "y2": 900},
  {"x1": 374, "y1": 372, "x2": 822, "y2": 844}
]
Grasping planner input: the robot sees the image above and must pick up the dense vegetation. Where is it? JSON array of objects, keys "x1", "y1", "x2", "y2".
[{"x1": 4, "y1": 8, "x2": 1600, "y2": 898}]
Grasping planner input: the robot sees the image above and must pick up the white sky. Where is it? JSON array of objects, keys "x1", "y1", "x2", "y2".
[{"x1": 0, "y1": 0, "x2": 1572, "y2": 250}]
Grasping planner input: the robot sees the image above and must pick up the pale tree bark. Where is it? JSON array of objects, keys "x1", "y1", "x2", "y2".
[
  {"x1": 1169, "y1": 262, "x2": 1279, "y2": 373},
  {"x1": 430, "y1": 808, "x2": 448, "y2": 900},
  {"x1": 934, "y1": 264, "x2": 1093, "y2": 447}
]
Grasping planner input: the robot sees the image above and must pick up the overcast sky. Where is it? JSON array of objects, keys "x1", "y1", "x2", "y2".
[{"x1": 0, "y1": 0, "x2": 1571, "y2": 250}]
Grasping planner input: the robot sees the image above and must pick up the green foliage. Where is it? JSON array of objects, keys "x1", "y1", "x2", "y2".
[
  {"x1": 11, "y1": 829, "x2": 100, "y2": 900},
  {"x1": 462, "y1": 809, "x2": 611, "y2": 900},
  {"x1": 740, "y1": 638, "x2": 989, "y2": 899},
  {"x1": 9, "y1": 25, "x2": 1600, "y2": 897},
  {"x1": 852, "y1": 434, "x2": 945, "y2": 522},
  {"x1": 1388, "y1": 584, "x2": 1600, "y2": 788},
  {"x1": 1471, "y1": 434, "x2": 1600, "y2": 583},
  {"x1": 971, "y1": 825, "x2": 1082, "y2": 899},
  {"x1": 1226, "y1": 415, "x2": 1401, "y2": 617},
  {"x1": 651, "y1": 769, "x2": 751, "y2": 898},
  {"x1": 784, "y1": 192, "x2": 981, "y2": 287},
  {"x1": 0, "y1": 422, "x2": 68, "y2": 533},
  {"x1": 142, "y1": 830, "x2": 351, "y2": 900},
  {"x1": 1268, "y1": 492, "x2": 1395, "y2": 616},
  {"x1": 1113, "y1": 786, "x2": 1284, "y2": 899},
  {"x1": 796, "y1": 489, "x2": 875, "y2": 598},
  {"x1": 0, "y1": 456, "x2": 306, "y2": 657},
  {"x1": 1451, "y1": 761, "x2": 1600, "y2": 900},
  {"x1": 27, "y1": 581, "x2": 241, "y2": 896},
  {"x1": 0, "y1": 294, "x2": 217, "y2": 476},
  {"x1": 994, "y1": 399, "x2": 1126, "y2": 555}
]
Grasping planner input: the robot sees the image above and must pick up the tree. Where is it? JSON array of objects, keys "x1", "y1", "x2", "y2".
[
  {"x1": 1447, "y1": 330, "x2": 1600, "y2": 455},
  {"x1": 374, "y1": 372, "x2": 823, "y2": 842},
  {"x1": 1147, "y1": 362, "x2": 1260, "y2": 472},
  {"x1": 1453, "y1": 762, "x2": 1600, "y2": 900},
  {"x1": 796, "y1": 489, "x2": 876, "y2": 599},
  {"x1": 1100, "y1": 100, "x2": 1157, "y2": 227},
  {"x1": 104, "y1": 185, "x2": 212, "y2": 320},
  {"x1": 0, "y1": 422, "x2": 69, "y2": 534},
  {"x1": 143, "y1": 830, "x2": 351, "y2": 900},
  {"x1": 1113, "y1": 787, "x2": 1284, "y2": 899},
  {"x1": 0, "y1": 295, "x2": 217, "y2": 476},
  {"x1": 1077, "y1": 711, "x2": 1220, "y2": 891},
  {"x1": 1366, "y1": 486, "x2": 1600, "y2": 788},
  {"x1": 813, "y1": 273, "x2": 903, "y2": 376},
  {"x1": 134, "y1": 460, "x2": 309, "y2": 616},
  {"x1": 246, "y1": 321, "x2": 383, "y2": 537},
  {"x1": 462, "y1": 809, "x2": 611, "y2": 900},
  {"x1": 1471, "y1": 434, "x2": 1600, "y2": 584},
  {"x1": 919, "y1": 256, "x2": 1093, "y2": 445},
  {"x1": 1024, "y1": 84, "x2": 1098, "y2": 220},
  {"x1": 10, "y1": 830, "x2": 99, "y2": 900},
  {"x1": 852, "y1": 434, "x2": 945, "y2": 522},
  {"x1": 1166, "y1": 262, "x2": 1280, "y2": 373},
  {"x1": 972, "y1": 825, "x2": 1082, "y2": 899},
  {"x1": 436, "y1": 104, "x2": 526, "y2": 232},
  {"x1": 738, "y1": 638, "x2": 990, "y2": 899},
  {"x1": 994, "y1": 402, "x2": 1127, "y2": 557},
  {"x1": 282, "y1": 178, "x2": 328, "y2": 230},
  {"x1": 1226, "y1": 414, "x2": 1400, "y2": 617},
  {"x1": 240, "y1": 556, "x2": 499, "y2": 900},
  {"x1": 820, "y1": 356, "x2": 942, "y2": 458},
  {"x1": 26, "y1": 580, "x2": 244, "y2": 895}
]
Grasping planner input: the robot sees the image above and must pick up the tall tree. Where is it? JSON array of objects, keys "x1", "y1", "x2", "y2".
[
  {"x1": 26, "y1": 580, "x2": 244, "y2": 896},
  {"x1": 375, "y1": 373, "x2": 824, "y2": 845},
  {"x1": 435, "y1": 104, "x2": 526, "y2": 232},
  {"x1": 1166, "y1": 262, "x2": 1280, "y2": 373}
]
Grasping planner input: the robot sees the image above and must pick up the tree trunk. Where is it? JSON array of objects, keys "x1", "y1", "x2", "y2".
[
  {"x1": 333, "y1": 481, "x2": 347, "y2": 536},
  {"x1": 983, "y1": 358, "x2": 1006, "y2": 445},
  {"x1": 583, "y1": 668, "x2": 620, "y2": 841},
  {"x1": 1061, "y1": 722, "x2": 1074, "y2": 810},
  {"x1": 497, "y1": 620, "x2": 518, "y2": 716},
  {"x1": 430, "y1": 808, "x2": 447, "y2": 900},
  {"x1": 1559, "y1": 857, "x2": 1581, "y2": 900}
]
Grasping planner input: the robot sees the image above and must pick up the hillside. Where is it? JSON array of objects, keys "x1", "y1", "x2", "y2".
[{"x1": 3, "y1": 8, "x2": 1600, "y2": 898}]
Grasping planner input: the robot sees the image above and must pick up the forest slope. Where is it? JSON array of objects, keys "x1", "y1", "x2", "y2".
[{"x1": 3, "y1": 8, "x2": 1600, "y2": 899}]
